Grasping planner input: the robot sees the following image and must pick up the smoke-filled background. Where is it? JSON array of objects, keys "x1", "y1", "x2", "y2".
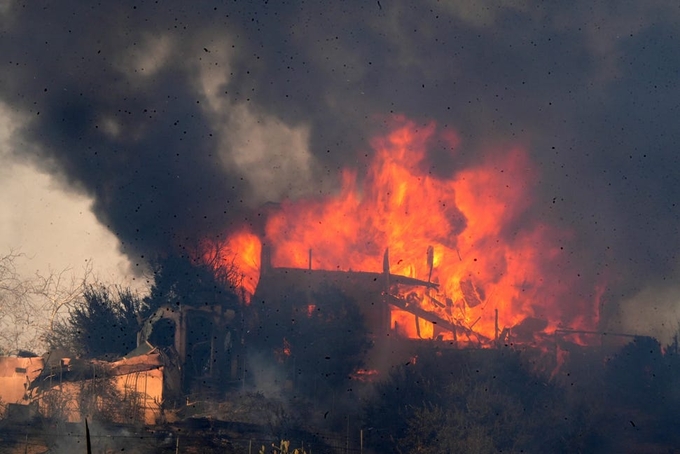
[{"x1": 1, "y1": 1, "x2": 680, "y2": 340}]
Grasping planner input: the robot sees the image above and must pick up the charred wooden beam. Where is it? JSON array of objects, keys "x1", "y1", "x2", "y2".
[
  {"x1": 29, "y1": 351, "x2": 166, "y2": 391},
  {"x1": 460, "y1": 279, "x2": 483, "y2": 308},
  {"x1": 424, "y1": 292, "x2": 446, "y2": 308},
  {"x1": 385, "y1": 294, "x2": 486, "y2": 341},
  {"x1": 268, "y1": 267, "x2": 439, "y2": 289},
  {"x1": 389, "y1": 273, "x2": 439, "y2": 289}
]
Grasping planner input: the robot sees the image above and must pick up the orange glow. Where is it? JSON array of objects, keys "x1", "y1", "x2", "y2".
[
  {"x1": 211, "y1": 116, "x2": 601, "y2": 342},
  {"x1": 350, "y1": 368, "x2": 380, "y2": 382},
  {"x1": 283, "y1": 338, "x2": 292, "y2": 356},
  {"x1": 202, "y1": 229, "x2": 261, "y2": 302},
  {"x1": 391, "y1": 309, "x2": 434, "y2": 339}
]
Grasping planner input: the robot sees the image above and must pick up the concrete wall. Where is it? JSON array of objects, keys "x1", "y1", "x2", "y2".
[{"x1": 0, "y1": 356, "x2": 44, "y2": 405}]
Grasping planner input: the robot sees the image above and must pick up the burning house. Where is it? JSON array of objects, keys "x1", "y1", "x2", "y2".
[
  {"x1": 211, "y1": 119, "x2": 605, "y2": 359},
  {"x1": 255, "y1": 245, "x2": 492, "y2": 349}
]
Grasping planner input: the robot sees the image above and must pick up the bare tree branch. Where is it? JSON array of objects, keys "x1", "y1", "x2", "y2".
[{"x1": 0, "y1": 250, "x2": 92, "y2": 354}]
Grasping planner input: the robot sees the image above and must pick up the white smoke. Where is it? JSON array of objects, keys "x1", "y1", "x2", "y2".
[{"x1": 608, "y1": 282, "x2": 680, "y2": 346}]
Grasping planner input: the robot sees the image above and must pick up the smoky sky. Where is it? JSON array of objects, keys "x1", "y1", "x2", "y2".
[{"x1": 2, "y1": 1, "x2": 680, "y2": 308}]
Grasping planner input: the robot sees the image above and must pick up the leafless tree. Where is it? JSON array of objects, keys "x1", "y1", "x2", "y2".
[
  {"x1": 0, "y1": 250, "x2": 43, "y2": 353},
  {"x1": 0, "y1": 250, "x2": 91, "y2": 354},
  {"x1": 197, "y1": 238, "x2": 242, "y2": 289},
  {"x1": 36, "y1": 261, "x2": 93, "y2": 333}
]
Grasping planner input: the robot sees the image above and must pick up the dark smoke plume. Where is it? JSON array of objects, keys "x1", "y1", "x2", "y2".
[{"x1": 2, "y1": 1, "x2": 680, "y2": 336}]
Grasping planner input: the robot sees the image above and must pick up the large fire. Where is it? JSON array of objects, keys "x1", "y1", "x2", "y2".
[{"x1": 211, "y1": 116, "x2": 601, "y2": 344}]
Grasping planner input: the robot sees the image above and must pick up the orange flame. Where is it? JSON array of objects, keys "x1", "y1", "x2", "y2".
[
  {"x1": 203, "y1": 229, "x2": 261, "y2": 302},
  {"x1": 210, "y1": 116, "x2": 601, "y2": 341}
]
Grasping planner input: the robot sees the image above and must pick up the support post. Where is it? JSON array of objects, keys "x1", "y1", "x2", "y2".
[
  {"x1": 495, "y1": 309, "x2": 499, "y2": 343},
  {"x1": 426, "y1": 245, "x2": 434, "y2": 283}
]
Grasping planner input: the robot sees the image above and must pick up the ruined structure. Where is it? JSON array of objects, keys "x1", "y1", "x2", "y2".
[
  {"x1": 138, "y1": 302, "x2": 244, "y2": 396},
  {"x1": 254, "y1": 244, "x2": 496, "y2": 349},
  {"x1": 0, "y1": 280, "x2": 247, "y2": 426},
  {"x1": 0, "y1": 349, "x2": 165, "y2": 425}
]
